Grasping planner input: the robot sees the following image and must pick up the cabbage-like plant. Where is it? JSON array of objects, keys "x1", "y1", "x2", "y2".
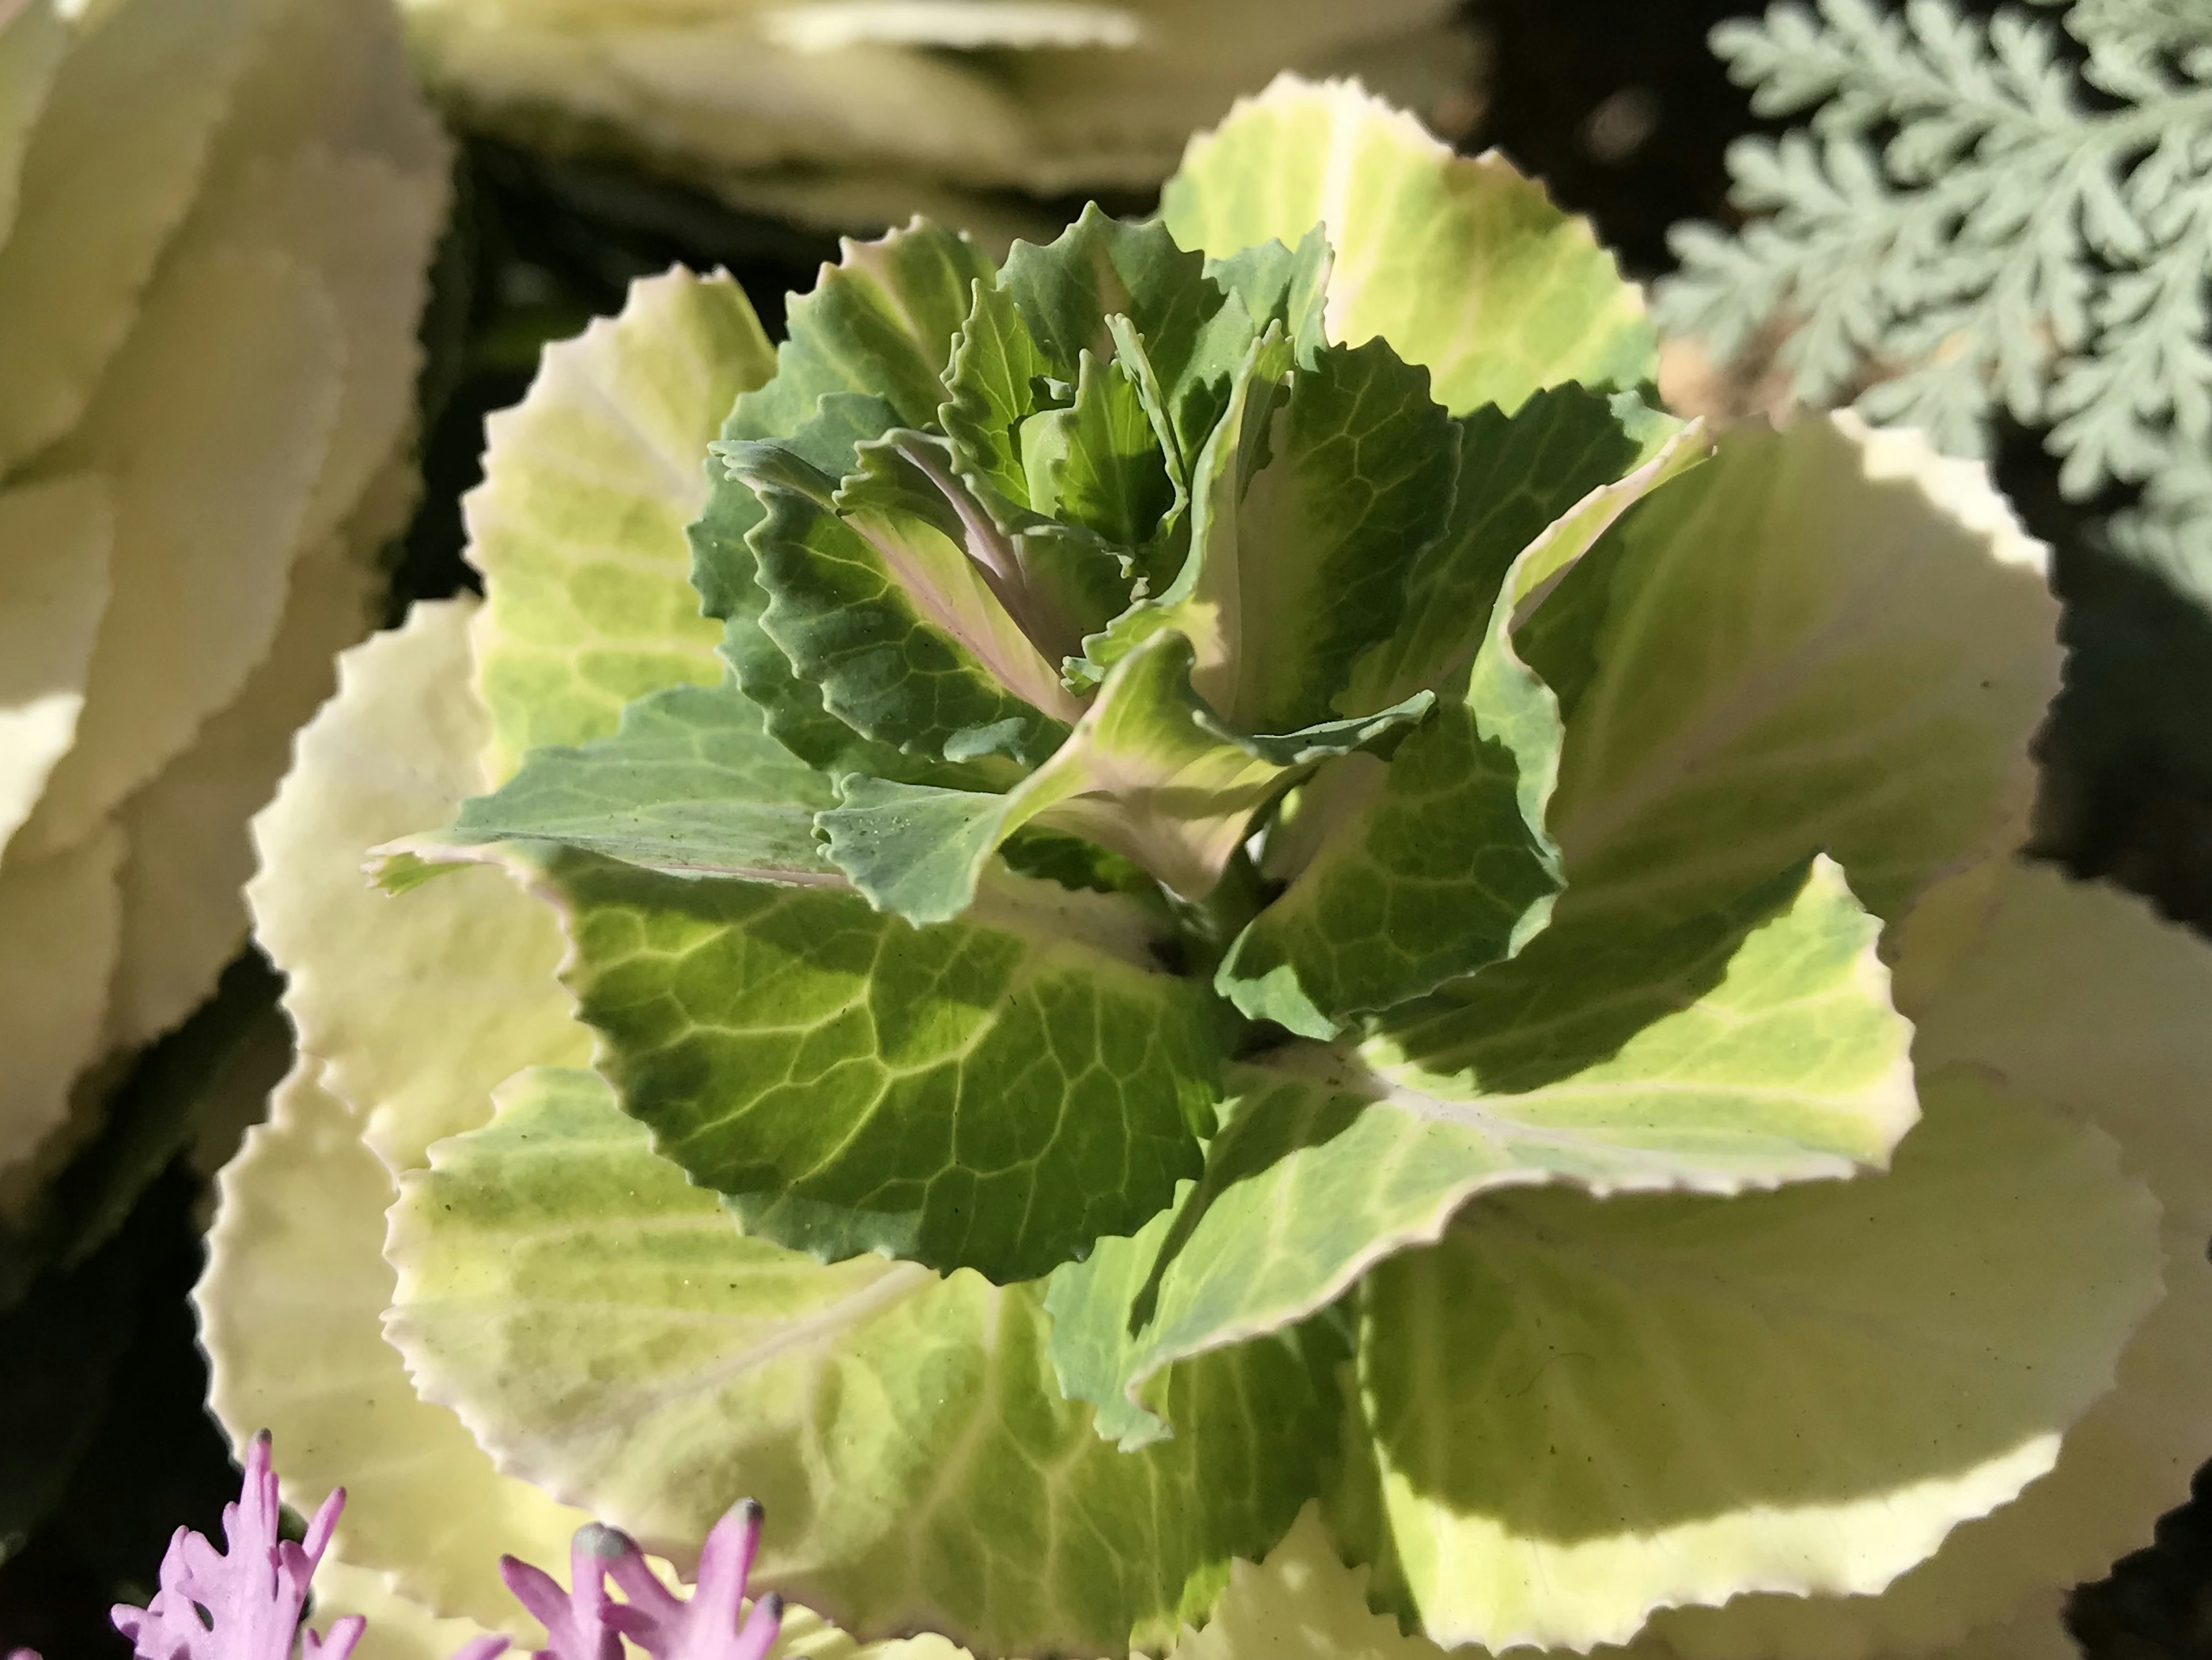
[
  {"x1": 203, "y1": 77, "x2": 2212, "y2": 1660},
  {"x1": 0, "y1": 0, "x2": 446, "y2": 1219},
  {"x1": 396, "y1": 0, "x2": 1479, "y2": 236}
]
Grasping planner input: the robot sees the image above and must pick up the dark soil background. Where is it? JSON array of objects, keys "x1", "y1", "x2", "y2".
[{"x1": 5, "y1": 1, "x2": 2210, "y2": 1653}]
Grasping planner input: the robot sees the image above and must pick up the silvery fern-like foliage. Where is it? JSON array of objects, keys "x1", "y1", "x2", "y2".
[{"x1": 1657, "y1": 0, "x2": 2212, "y2": 523}]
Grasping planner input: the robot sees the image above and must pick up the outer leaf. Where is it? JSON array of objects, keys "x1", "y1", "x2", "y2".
[
  {"x1": 406, "y1": 682, "x2": 840, "y2": 886},
  {"x1": 1162, "y1": 76, "x2": 1656, "y2": 418},
  {"x1": 1047, "y1": 856, "x2": 1916, "y2": 1448},
  {"x1": 1331, "y1": 1069, "x2": 2160, "y2": 1653},
  {"x1": 468, "y1": 269, "x2": 775, "y2": 785},
  {"x1": 384, "y1": 1066, "x2": 1344, "y2": 1658},
  {"x1": 1543, "y1": 415, "x2": 2059, "y2": 927},
  {"x1": 110, "y1": 523, "x2": 380, "y2": 1050},
  {"x1": 0, "y1": 0, "x2": 65, "y2": 251},
  {"x1": 1216, "y1": 402, "x2": 1708, "y2": 1034},
  {"x1": 181, "y1": 145, "x2": 445, "y2": 550},
  {"x1": 550, "y1": 853, "x2": 1219, "y2": 1282},
  {"x1": 14, "y1": 243, "x2": 341, "y2": 856},
  {"x1": 310, "y1": 1555, "x2": 507, "y2": 1660},
  {"x1": 199, "y1": 1061, "x2": 588, "y2": 1639},
  {"x1": 1166, "y1": 1504, "x2": 1442, "y2": 1660},
  {"x1": 0, "y1": 0, "x2": 260, "y2": 473},
  {"x1": 1647, "y1": 861, "x2": 2212, "y2": 1660},
  {"x1": 819, "y1": 632, "x2": 1432, "y2": 922},
  {"x1": 0, "y1": 473, "x2": 109, "y2": 860},
  {"x1": 0, "y1": 826, "x2": 120, "y2": 1180},
  {"x1": 244, "y1": 600, "x2": 592, "y2": 1175}
]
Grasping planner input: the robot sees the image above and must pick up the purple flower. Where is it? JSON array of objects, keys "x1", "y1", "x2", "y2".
[
  {"x1": 85, "y1": 1436, "x2": 782, "y2": 1660},
  {"x1": 592, "y1": 1502, "x2": 783, "y2": 1660},
  {"x1": 110, "y1": 1432, "x2": 359, "y2": 1660}
]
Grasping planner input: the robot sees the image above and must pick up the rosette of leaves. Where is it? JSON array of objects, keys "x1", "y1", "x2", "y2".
[
  {"x1": 200, "y1": 77, "x2": 2212, "y2": 1660},
  {"x1": 396, "y1": 0, "x2": 1481, "y2": 239},
  {"x1": 0, "y1": 0, "x2": 446, "y2": 1229}
]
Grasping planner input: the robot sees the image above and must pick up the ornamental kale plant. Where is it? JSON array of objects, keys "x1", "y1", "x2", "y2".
[
  {"x1": 396, "y1": 0, "x2": 1480, "y2": 237},
  {"x1": 0, "y1": 0, "x2": 445, "y2": 1222},
  {"x1": 198, "y1": 75, "x2": 2212, "y2": 1660}
]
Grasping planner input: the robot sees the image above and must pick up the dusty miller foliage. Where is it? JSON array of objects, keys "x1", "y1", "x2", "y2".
[{"x1": 1657, "y1": 0, "x2": 2212, "y2": 579}]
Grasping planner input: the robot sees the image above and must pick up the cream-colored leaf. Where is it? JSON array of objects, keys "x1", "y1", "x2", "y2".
[
  {"x1": 0, "y1": 0, "x2": 260, "y2": 472},
  {"x1": 1171, "y1": 1503, "x2": 1446, "y2": 1660},
  {"x1": 0, "y1": 823, "x2": 121, "y2": 1176},
  {"x1": 1647, "y1": 863, "x2": 2212, "y2": 1660},
  {"x1": 1547, "y1": 414, "x2": 2058, "y2": 929},
  {"x1": 310, "y1": 1555, "x2": 508, "y2": 1660},
  {"x1": 760, "y1": 3, "x2": 1145, "y2": 52},
  {"x1": 198, "y1": 1060, "x2": 589, "y2": 1634},
  {"x1": 0, "y1": 471, "x2": 109, "y2": 859},
  {"x1": 107, "y1": 533, "x2": 380, "y2": 1049},
  {"x1": 245, "y1": 598, "x2": 590, "y2": 1172},
  {"x1": 467, "y1": 265, "x2": 772, "y2": 782},
  {"x1": 1338, "y1": 1069, "x2": 2160, "y2": 1654},
  {"x1": 183, "y1": 146, "x2": 444, "y2": 546},
  {"x1": 0, "y1": 0, "x2": 66, "y2": 251},
  {"x1": 16, "y1": 242, "x2": 342, "y2": 854},
  {"x1": 209, "y1": 0, "x2": 449, "y2": 186}
]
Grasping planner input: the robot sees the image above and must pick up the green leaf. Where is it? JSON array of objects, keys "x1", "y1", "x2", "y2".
[
  {"x1": 1072, "y1": 326, "x2": 1290, "y2": 691},
  {"x1": 1205, "y1": 228, "x2": 1333, "y2": 368},
  {"x1": 1210, "y1": 337, "x2": 1460, "y2": 733},
  {"x1": 692, "y1": 395, "x2": 955, "y2": 787},
  {"x1": 470, "y1": 270, "x2": 777, "y2": 784},
  {"x1": 722, "y1": 412, "x2": 1073, "y2": 777},
  {"x1": 729, "y1": 220, "x2": 994, "y2": 438},
  {"x1": 1002, "y1": 203, "x2": 1235, "y2": 457},
  {"x1": 1048, "y1": 855, "x2": 1918, "y2": 1449},
  {"x1": 1162, "y1": 77, "x2": 1656, "y2": 418},
  {"x1": 690, "y1": 225, "x2": 998, "y2": 786},
  {"x1": 1031, "y1": 346, "x2": 1178, "y2": 552},
  {"x1": 1214, "y1": 713, "x2": 1559, "y2": 1038},
  {"x1": 384, "y1": 1065, "x2": 1344, "y2": 1657},
  {"x1": 1540, "y1": 416, "x2": 2060, "y2": 927},
  {"x1": 1330, "y1": 1068, "x2": 2160, "y2": 1652},
  {"x1": 819, "y1": 631, "x2": 1433, "y2": 921},
  {"x1": 938, "y1": 278, "x2": 1054, "y2": 513},
  {"x1": 1346, "y1": 388, "x2": 1695, "y2": 712},
  {"x1": 1217, "y1": 400, "x2": 1709, "y2": 1035},
  {"x1": 402, "y1": 681, "x2": 839, "y2": 883},
  {"x1": 551, "y1": 853, "x2": 1221, "y2": 1282}
]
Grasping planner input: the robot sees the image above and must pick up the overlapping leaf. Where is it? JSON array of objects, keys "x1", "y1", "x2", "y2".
[
  {"x1": 1161, "y1": 75, "x2": 1657, "y2": 417},
  {"x1": 1216, "y1": 393, "x2": 1707, "y2": 1034},
  {"x1": 548, "y1": 853, "x2": 1219, "y2": 1282},
  {"x1": 1047, "y1": 855, "x2": 1915, "y2": 1448},
  {"x1": 1331, "y1": 1069, "x2": 2158, "y2": 1653},
  {"x1": 385, "y1": 1066, "x2": 1343, "y2": 1657}
]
